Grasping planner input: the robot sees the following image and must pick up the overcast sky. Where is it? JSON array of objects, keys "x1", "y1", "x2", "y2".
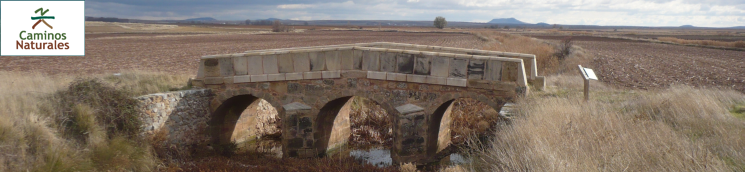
[{"x1": 85, "y1": 0, "x2": 745, "y2": 27}]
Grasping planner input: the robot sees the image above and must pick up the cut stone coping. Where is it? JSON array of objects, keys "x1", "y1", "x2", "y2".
[
  {"x1": 283, "y1": 102, "x2": 312, "y2": 111},
  {"x1": 201, "y1": 46, "x2": 524, "y2": 63},
  {"x1": 395, "y1": 104, "x2": 425, "y2": 114}
]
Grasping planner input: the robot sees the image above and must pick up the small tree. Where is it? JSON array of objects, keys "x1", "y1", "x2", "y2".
[
  {"x1": 272, "y1": 20, "x2": 287, "y2": 32},
  {"x1": 245, "y1": 19, "x2": 251, "y2": 25},
  {"x1": 434, "y1": 16, "x2": 447, "y2": 29},
  {"x1": 555, "y1": 37, "x2": 573, "y2": 60}
]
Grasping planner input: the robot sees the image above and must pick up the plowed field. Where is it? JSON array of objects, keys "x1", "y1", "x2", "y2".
[
  {"x1": 1, "y1": 31, "x2": 485, "y2": 75},
  {"x1": 563, "y1": 37, "x2": 745, "y2": 93}
]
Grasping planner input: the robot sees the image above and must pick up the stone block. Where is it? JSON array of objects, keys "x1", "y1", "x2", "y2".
[
  {"x1": 262, "y1": 55, "x2": 279, "y2": 74},
  {"x1": 325, "y1": 51, "x2": 341, "y2": 70},
  {"x1": 362, "y1": 51, "x2": 380, "y2": 71},
  {"x1": 395, "y1": 104, "x2": 424, "y2": 114},
  {"x1": 197, "y1": 62, "x2": 205, "y2": 78},
  {"x1": 449, "y1": 58, "x2": 468, "y2": 79},
  {"x1": 446, "y1": 78, "x2": 467, "y2": 87},
  {"x1": 234, "y1": 75, "x2": 251, "y2": 83},
  {"x1": 233, "y1": 57, "x2": 248, "y2": 75},
  {"x1": 303, "y1": 72, "x2": 323, "y2": 80},
  {"x1": 248, "y1": 55, "x2": 264, "y2": 75},
  {"x1": 286, "y1": 72, "x2": 304, "y2": 80},
  {"x1": 467, "y1": 59, "x2": 485, "y2": 80},
  {"x1": 278, "y1": 53, "x2": 295, "y2": 73},
  {"x1": 322, "y1": 71, "x2": 341, "y2": 79},
  {"x1": 267, "y1": 74, "x2": 286, "y2": 81},
  {"x1": 251, "y1": 75, "x2": 268, "y2": 82},
  {"x1": 341, "y1": 70, "x2": 367, "y2": 78},
  {"x1": 387, "y1": 73, "x2": 407, "y2": 82},
  {"x1": 340, "y1": 50, "x2": 355, "y2": 70},
  {"x1": 219, "y1": 58, "x2": 234, "y2": 76},
  {"x1": 413, "y1": 54, "x2": 430, "y2": 75},
  {"x1": 532, "y1": 76, "x2": 546, "y2": 91},
  {"x1": 309, "y1": 52, "x2": 326, "y2": 71},
  {"x1": 203, "y1": 59, "x2": 220, "y2": 77},
  {"x1": 501, "y1": 61, "x2": 519, "y2": 82},
  {"x1": 223, "y1": 77, "x2": 234, "y2": 84},
  {"x1": 367, "y1": 71, "x2": 386, "y2": 80},
  {"x1": 380, "y1": 52, "x2": 397, "y2": 72},
  {"x1": 431, "y1": 56, "x2": 449, "y2": 77},
  {"x1": 353, "y1": 50, "x2": 363, "y2": 70},
  {"x1": 204, "y1": 77, "x2": 223, "y2": 84},
  {"x1": 283, "y1": 102, "x2": 312, "y2": 111},
  {"x1": 293, "y1": 53, "x2": 310, "y2": 72},
  {"x1": 397, "y1": 53, "x2": 415, "y2": 74},
  {"x1": 406, "y1": 74, "x2": 426, "y2": 83},
  {"x1": 425, "y1": 76, "x2": 447, "y2": 85},
  {"x1": 484, "y1": 60, "x2": 502, "y2": 81}
]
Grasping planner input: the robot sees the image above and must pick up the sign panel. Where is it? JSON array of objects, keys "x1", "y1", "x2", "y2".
[
  {"x1": 583, "y1": 68, "x2": 598, "y2": 80},
  {"x1": 1, "y1": 0, "x2": 85, "y2": 56}
]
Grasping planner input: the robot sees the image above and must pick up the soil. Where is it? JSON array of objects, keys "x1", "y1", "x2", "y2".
[
  {"x1": 0, "y1": 30, "x2": 485, "y2": 75},
  {"x1": 580, "y1": 40, "x2": 745, "y2": 93}
]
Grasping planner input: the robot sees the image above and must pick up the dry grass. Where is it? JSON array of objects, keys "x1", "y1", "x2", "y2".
[
  {"x1": 658, "y1": 37, "x2": 745, "y2": 48},
  {"x1": 467, "y1": 74, "x2": 745, "y2": 171},
  {"x1": 0, "y1": 71, "x2": 190, "y2": 171},
  {"x1": 474, "y1": 31, "x2": 561, "y2": 75}
]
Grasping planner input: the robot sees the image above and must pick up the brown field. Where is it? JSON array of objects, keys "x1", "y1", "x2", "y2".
[
  {"x1": 2, "y1": 30, "x2": 485, "y2": 75},
  {"x1": 528, "y1": 35, "x2": 745, "y2": 93}
]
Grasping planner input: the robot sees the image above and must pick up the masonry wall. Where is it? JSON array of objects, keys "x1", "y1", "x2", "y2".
[{"x1": 137, "y1": 89, "x2": 214, "y2": 147}]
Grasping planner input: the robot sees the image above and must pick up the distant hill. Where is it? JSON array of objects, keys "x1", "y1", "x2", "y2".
[
  {"x1": 729, "y1": 26, "x2": 745, "y2": 29},
  {"x1": 185, "y1": 17, "x2": 217, "y2": 21},
  {"x1": 679, "y1": 25, "x2": 695, "y2": 28},
  {"x1": 488, "y1": 18, "x2": 529, "y2": 24},
  {"x1": 536, "y1": 22, "x2": 551, "y2": 26},
  {"x1": 254, "y1": 18, "x2": 284, "y2": 21}
]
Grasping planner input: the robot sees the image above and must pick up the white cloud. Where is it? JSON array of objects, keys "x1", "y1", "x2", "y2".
[{"x1": 84, "y1": 0, "x2": 745, "y2": 27}]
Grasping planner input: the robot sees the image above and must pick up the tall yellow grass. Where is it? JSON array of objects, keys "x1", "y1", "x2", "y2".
[
  {"x1": 473, "y1": 31, "x2": 593, "y2": 75},
  {"x1": 0, "y1": 71, "x2": 190, "y2": 171},
  {"x1": 469, "y1": 74, "x2": 745, "y2": 171}
]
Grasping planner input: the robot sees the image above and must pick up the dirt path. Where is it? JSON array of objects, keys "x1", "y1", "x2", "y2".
[{"x1": 0, "y1": 31, "x2": 485, "y2": 75}]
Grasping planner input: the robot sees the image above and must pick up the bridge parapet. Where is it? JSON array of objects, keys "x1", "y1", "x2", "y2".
[
  {"x1": 236, "y1": 42, "x2": 544, "y2": 90},
  {"x1": 195, "y1": 43, "x2": 532, "y2": 94}
]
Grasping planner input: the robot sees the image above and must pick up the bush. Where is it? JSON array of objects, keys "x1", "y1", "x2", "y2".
[
  {"x1": 52, "y1": 78, "x2": 142, "y2": 143},
  {"x1": 272, "y1": 20, "x2": 288, "y2": 32},
  {"x1": 434, "y1": 16, "x2": 447, "y2": 29},
  {"x1": 555, "y1": 37, "x2": 573, "y2": 61}
]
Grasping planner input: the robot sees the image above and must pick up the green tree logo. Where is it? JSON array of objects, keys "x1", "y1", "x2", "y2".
[{"x1": 31, "y1": 8, "x2": 55, "y2": 29}]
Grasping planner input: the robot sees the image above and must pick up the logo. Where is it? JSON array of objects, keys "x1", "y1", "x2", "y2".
[
  {"x1": 32, "y1": 8, "x2": 54, "y2": 29},
  {"x1": 1, "y1": 1, "x2": 85, "y2": 56}
]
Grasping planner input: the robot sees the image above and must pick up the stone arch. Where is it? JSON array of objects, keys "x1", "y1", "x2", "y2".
[
  {"x1": 207, "y1": 93, "x2": 282, "y2": 149},
  {"x1": 314, "y1": 95, "x2": 397, "y2": 157},
  {"x1": 425, "y1": 95, "x2": 506, "y2": 158}
]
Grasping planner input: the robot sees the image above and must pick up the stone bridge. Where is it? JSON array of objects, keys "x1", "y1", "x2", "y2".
[{"x1": 143, "y1": 42, "x2": 544, "y2": 164}]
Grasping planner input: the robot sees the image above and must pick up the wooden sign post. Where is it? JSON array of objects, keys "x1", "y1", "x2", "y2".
[{"x1": 578, "y1": 65, "x2": 598, "y2": 101}]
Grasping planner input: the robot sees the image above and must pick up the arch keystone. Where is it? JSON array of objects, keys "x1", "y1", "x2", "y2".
[
  {"x1": 283, "y1": 102, "x2": 311, "y2": 111},
  {"x1": 396, "y1": 104, "x2": 424, "y2": 115}
]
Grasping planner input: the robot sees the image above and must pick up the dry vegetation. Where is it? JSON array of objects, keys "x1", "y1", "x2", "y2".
[
  {"x1": 0, "y1": 71, "x2": 190, "y2": 171},
  {"x1": 657, "y1": 37, "x2": 745, "y2": 48},
  {"x1": 464, "y1": 75, "x2": 745, "y2": 171}
]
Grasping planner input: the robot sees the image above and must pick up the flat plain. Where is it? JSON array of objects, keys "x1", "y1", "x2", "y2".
[
  {"x1": 530, "y1": 35, "x2": 745, "y2": 93},
  {"x1": 1, "y1": 30, "x2": 485, "y2": 75}
]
